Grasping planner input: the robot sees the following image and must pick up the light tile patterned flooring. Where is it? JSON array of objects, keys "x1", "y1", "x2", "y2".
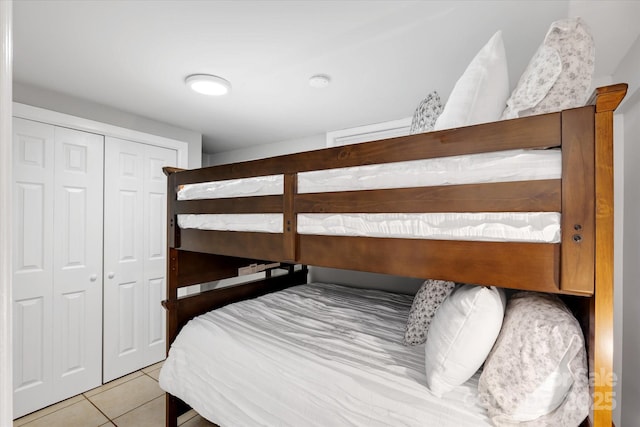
[{"x1": 13, "y1": 361, "x2": 216, "y2": 427}]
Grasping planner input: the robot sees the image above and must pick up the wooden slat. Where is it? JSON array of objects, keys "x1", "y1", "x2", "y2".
[
  {"x1": 178, "y1": 229, "x2": 285, "y2": 261},
  {"x1": 175, "y1": 195, "x2": 283, "y2": 214},
  {"x1": 560, "y1": 107, "x2": 595, "y2": 295},
  {"x1": 175, "y1": 251, "x2": 266, "y2": 288},
  {"x1": 295, "y1": 180, "x2": 561, "y2": 213},
  {"x1": 298, "y1": 235, "x2": 562, "y2": 293},
  {"x1": 173, "y1": 113, "x2": 561, "y2": 185},
  {"x1": 171, "y1": 267, "x2": 308, "y2": 332}
]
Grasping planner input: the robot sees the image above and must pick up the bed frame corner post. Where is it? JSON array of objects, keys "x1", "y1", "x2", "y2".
[
  {"x1": 589, "y1": 84, "x2": 627, "y2": 427},
  {"x1": 165, "y1": 393, "x2": 179, "y2": 427}
]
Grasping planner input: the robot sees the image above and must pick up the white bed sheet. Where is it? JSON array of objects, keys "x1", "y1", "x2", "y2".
[{"x1": 159, "y1": 283, "x2": 492, "y2": 427}]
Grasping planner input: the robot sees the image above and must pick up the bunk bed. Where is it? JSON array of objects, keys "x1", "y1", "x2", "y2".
[{"x1": 159, "y1": 83, "x2": 627, "y2": 427}]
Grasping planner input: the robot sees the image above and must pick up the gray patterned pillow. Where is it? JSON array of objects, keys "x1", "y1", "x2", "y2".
[
  {"x1": 478, "y1": 292, "x2": 589, "y2": 426},
  {"x1": 403, "y1": 279, "x2": 455, "y2": 345},
  {"x1": 502, "y1": 17, "x2": 594, "y2": 119},
  {"x1": 409, "y1": 91, "x2": 443, "y2": 134}
]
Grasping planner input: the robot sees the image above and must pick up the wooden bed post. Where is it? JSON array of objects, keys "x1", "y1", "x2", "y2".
[{"x1": 588, "y1": 84, "x2": 627, "y2": 427}]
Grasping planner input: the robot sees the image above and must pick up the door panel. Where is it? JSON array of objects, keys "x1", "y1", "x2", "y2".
[
  {"x1": 12, "y1": 119, "x2": 55, "y2": 417},
  {"x1": 52, "y1": 126, "x2": 103, "y2": 399},
  {"x1": 104, "y1": 138, "x2": 145, "y2": 381},
  {"x1": 142, "y1": 145, "x2": 176, "y2": 366},
  {"x1": 103, "y1": 138, "x2": 176, "y2": 381},
  {"x1": 12, "y1": 119, "x2": 103, "y2": 418}
]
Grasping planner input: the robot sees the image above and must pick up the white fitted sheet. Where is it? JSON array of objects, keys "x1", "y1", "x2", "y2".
[
  {"x1": 298, "y1": 212, "x2": 561, "y2": 243},
  {"x1": 177, "y1": 212, "x2": 561, "y2": 243},
  {"x1": 178, "y1": 213, "x2": 283, "y2": 233},
  {"x1": 297, "y1": 149, "x2": 560, "y2": 193},
  {"x1": 178, "y1": 174, "x2": 284, "y2": 200},
  {"x1": 159, "y1": 283, "x2": 492, "y2": 427}
]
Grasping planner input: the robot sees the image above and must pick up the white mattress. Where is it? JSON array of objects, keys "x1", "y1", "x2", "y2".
[
  {"x1": 178, "y1": 212, "x2": 561, "y2": 243},
  {"x1": 175, "y1": 149, "x2": 562, "y2": 242},
  {"x1": 177, "y1": 149, "x2": 560, "y2": 199},
  {"x1": 177, "y1": 174, "x2": 283, "y2": 200},
  {"x1": 297, "y1": 149, "x2": 560, "y2": 193},
  {"x1": 159, "y1": 283, "x2": 492, "y2": 427},
  {"x1": 298, "y1": 212, "x2": 561, "y2": 243}
]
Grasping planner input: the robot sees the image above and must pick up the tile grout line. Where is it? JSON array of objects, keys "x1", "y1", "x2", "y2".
[
  {"x1": 13, "y1": 396, "x2": 85, "y2": 427},
  {"x1": 14, "y1": 366, "x2": 165, "y2": 427},
  {"x1": 84, "y1": 396, "x2": 114, "y2": 426}
]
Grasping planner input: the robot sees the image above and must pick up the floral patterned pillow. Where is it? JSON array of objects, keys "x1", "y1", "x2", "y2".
[
  {"x1": 502, "y1": 17, "x2": 595, "y2": 119},
  {"x1": 409, "y1": 91, "x2": 443, "y2": 135},
  {"x1": 403, "y1": 279, "x2": 455, "y2": 345},
  {"x1": 478, "y1": 292, "x2": 589, "y2": 426}
]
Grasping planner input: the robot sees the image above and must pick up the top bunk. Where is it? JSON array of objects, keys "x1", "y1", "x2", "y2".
[{"x1": 164, "y1": 83, "x2": 628, "y2": 298}]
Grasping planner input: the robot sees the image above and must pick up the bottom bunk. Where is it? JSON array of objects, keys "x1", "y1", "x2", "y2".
[{"x1": 160, "y1": 274, "x2": 591, "y2": 427}]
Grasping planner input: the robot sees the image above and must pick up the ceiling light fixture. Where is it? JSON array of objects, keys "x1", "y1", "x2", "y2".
[
  {"x1": 309, "y1": 74, "x2": 331, "y2": 88},
  {"x1": 185, "y1": 74, "x2": 231, "y2": 96}
]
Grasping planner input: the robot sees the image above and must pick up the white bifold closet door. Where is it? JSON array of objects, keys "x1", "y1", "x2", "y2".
[
  {"x1": 12, "y1": 118, "x2": 104, "y2": 418},
  {"x1": 103, "y1": 137, "x2": 177, "y2": 382}
]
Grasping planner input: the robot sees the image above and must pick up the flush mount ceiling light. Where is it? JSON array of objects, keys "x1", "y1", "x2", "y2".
[
  {"x1": 185, "y1": 74, "x2": 231, "y2": 96},
  {"x1": 309, "y1": 74, "x2": 331, "y2": 88}
]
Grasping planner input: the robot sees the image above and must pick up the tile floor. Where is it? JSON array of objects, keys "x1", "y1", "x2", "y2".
[{"x1": 13, "y1": 361, "x2": 216, "y2": 427}]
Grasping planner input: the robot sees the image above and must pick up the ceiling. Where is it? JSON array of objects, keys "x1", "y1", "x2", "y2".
[{"x1": 12, "y1": 1, "x2": 640, "y2": 154}]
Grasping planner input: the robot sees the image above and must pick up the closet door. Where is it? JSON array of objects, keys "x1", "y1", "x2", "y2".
[
  {"x1": 51, "y1": 127, "x2": 104, "y2": 398},
  {"x1": 12, "y1": 119, "x2": 55, "y2": 417},
  {"x1": 12, "y1": 118, "x2": 104, "y2": 418},
  {"x1": 103, "y1": 137, "x2": 177, "y2": 381}
]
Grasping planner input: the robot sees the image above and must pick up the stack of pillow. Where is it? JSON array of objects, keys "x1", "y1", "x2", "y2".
[
  {"x1": 402, "y1": 16, "x2": 595, "y2": 425},
  {"x1": 404, "y1": 281, "x2": 589, "y2": 426},
  {"x1": 409, "y1": 17, "x2": 595, "y2": 134}
]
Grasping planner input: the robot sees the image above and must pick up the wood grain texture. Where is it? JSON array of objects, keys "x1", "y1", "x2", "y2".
[
  {"x1": 175, "y1": 195, "x2": 283, "y2": 214},
  {"x1": 283, "y1": 174, "x2": 297, "y2": 262},
  {"x1": 295, "y1": 180, "x2": 561, "y2": 213},
  {"x1": 172, "y1": 113, "x2": 561, "y2": 185},
  {"x1": 592, "y1": 110, "x2": 615, "y2": 427},
  {"x1": 560, "y1": 107, "x2": 595, "y2": 294},
  {"x1": 178, "y1": 228, "x2": 286, "y2": 261},
  {"x1": 298, "y1": 235, "x2": 561, "y2": 292}
]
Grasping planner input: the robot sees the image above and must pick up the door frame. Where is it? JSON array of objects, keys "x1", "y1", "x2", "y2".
[
  {"x1": 0, "y1": 1, "x2": 13, "y2": 424},
  {"x1": 13, "y1": 103, "x2": 189, "y2": 166}
]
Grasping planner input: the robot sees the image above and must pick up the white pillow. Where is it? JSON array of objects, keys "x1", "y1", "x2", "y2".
[
  {"x1": 434, "y1": 31, "x2": 509, "y2": 130},
  {"x1": 478, "y1": 292, "x2": 589, "y2": 426},
  {"x1": 424, "y1": 285, "x2": 506, "y2": 397},
  {"x1": 501, "y1": 18, "x2": 595, "y2": 119}
]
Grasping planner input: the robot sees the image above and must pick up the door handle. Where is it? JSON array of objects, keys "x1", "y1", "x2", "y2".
[
  {"x1": 90, "y1": 274, "x2": 98, "y2": 282},
  {"x1": 107, "y1": 272, "x2": 115, "y2": 279}
]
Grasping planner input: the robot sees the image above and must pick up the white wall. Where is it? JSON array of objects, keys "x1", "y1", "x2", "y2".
[
  {"x1": 13, "y1": 82, "x2": 203, "y2": 168},
  {"x1": 204, "y1": 133, "x2": 325, "y2": 166},
  {"x1": 614, "y1": 33, "x2": 640, "y2": 427}
]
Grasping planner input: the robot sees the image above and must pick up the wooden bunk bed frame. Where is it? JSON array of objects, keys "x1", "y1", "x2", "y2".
[{"x1": 162, "y1": 84, "x2": 627, "y2": 427}]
